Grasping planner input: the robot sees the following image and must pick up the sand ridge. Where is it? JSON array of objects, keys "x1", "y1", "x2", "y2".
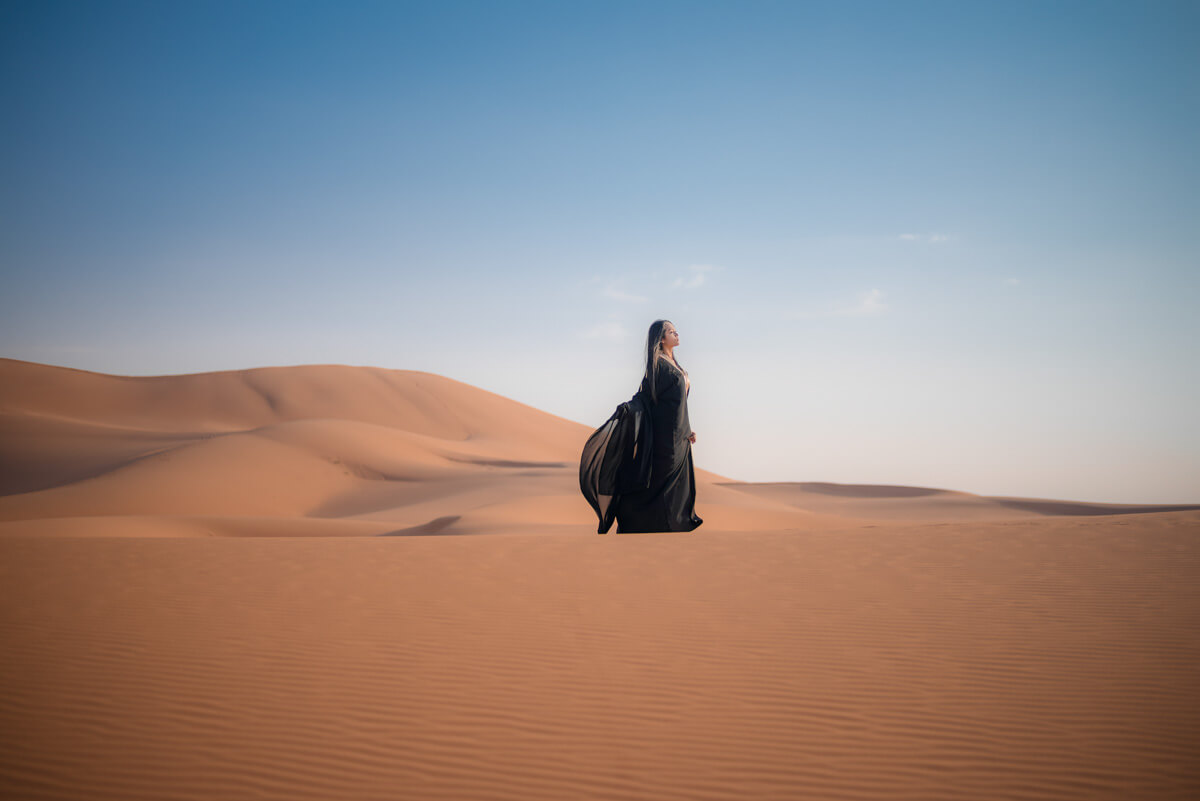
[
  {"x1": 2, "y1": 358, "x2": 754, "y2": 535},
  {"x1": 4, "y1": 358, "x2": 1194, "y2": 537}
]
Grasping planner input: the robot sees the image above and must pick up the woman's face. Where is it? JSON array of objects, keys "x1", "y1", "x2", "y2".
[{"x1": 661, "y1": 322, "x2": 680, "y2": 350}]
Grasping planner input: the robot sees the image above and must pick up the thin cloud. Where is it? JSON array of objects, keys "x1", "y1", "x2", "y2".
[
  {"x1": 671, "y1": 263, "x2": 721, "y2": 290},
  {"x1": 1003, "y1": 277, "x2": 1022, "y2": 286},
  {"x1": 834, "y1": 288, "x2": 887, "y2": 316},
  {"x1": 602, "y1": 283, "x2": 648, "y2": 303},
  {"x1": 788, "y1": 288, "x2": 888, "y2": 319},
  {"x1": 580, "y1": 320, "x2": 628, "y2": 341},
  {"x1": 898, "y1": 233, "x2": 951, "y2": 243}
]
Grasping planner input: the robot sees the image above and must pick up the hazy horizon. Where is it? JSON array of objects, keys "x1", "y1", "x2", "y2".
[{"x1": 2, "y1": 0, "x2": 1197, "y2": 504}]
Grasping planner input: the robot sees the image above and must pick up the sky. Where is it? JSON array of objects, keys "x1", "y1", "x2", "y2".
[{"x1": 2, "y1": 0, "x2": 1197, "y2": 504}]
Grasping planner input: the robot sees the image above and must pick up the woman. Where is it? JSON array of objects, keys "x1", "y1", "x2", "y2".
[{"x1": 613, "y1": 319, "x2": 704, "y2": 533}]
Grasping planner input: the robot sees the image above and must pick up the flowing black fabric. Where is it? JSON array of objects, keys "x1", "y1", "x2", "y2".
[
  {"x1": 579, "y1": 391, "x2": 654, "y2": 534},
  {"x1": 613, "y1": 359, "x2": 703, "y2": 533}
]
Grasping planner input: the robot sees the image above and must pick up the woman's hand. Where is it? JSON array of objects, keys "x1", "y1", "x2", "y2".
[{"x1": 688, "y1": 431, "x2": 697, "y2": 444}]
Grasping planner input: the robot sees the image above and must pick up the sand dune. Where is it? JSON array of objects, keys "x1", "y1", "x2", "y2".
[
  {"x1": 717, "y1": 481, "x2": 1200, "y2": 522},
  {"x1": 2, "y1": 357, "x2": 1198, "y2": 800},
  {"x1": 5, "y1": 358, "x2": 790, "y2": 536},
  {"x1": 5, "y1": 357, "x2": 1194, "y2": 537}
]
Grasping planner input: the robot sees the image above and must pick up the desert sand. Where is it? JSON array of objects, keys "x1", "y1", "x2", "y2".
[{"x1": 1, "y1": 356, "x2": 1198, "y2": 800}]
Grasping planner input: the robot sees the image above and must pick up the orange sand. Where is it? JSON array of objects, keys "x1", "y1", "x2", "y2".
[{"x1": 1, "y1": 357, "x2": 1198, "y2": 800}]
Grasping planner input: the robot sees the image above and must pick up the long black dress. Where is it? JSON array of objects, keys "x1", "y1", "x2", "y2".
[{"x1": 614, "y1": 358, "x2": 704, "y2": 533}]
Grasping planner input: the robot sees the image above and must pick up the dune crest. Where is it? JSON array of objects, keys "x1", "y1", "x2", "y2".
[
  {"x1": 3, "y1": 358, "x2": 1195, "y2": 538},
  {"x1": 2, "y1": 358, "x2": 740, "y2": 536}
]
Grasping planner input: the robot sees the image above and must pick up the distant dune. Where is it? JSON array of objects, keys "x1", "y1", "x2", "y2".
[
  {"x1": 2, "y1": 358, "x2": 1198, "y2": 800},
  {"x1": 3, "y1": 357, "x2": 1194, "y2": 538}
]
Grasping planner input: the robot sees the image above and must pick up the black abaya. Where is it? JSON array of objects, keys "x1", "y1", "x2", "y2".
[{"x1": 613, "y1": 359, "x2": 704, "y2": 533}]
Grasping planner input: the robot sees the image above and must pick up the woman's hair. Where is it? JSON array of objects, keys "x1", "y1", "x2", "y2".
[{"x1": 642, "y1": 319, "x2": 685, "y2": 403}]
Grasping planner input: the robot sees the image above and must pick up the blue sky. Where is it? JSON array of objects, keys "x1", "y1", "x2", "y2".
[{"x1": 2, "y1": 0, "x2": 1197, "y2": 503}]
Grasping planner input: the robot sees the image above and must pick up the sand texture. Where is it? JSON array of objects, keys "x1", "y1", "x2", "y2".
[{"x1": 1, "y1": 357, "x2": 1198, "y2": 800}]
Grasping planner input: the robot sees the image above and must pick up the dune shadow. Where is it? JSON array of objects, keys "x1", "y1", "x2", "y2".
[
  {"x1": 751, "y1": 482, "x2": 952, "y2": 498},
  {"x1": 444, "y1": 457, "x2": 568, "y2": 469},
  {"x1": 339, "y1": 461, "x2": 420, "y2": 482},
  {"x1": 0, "y1": 434, "x2": 219, "y2": 497},
  {"x1": 377, "y1": 515, "x2": 466, "y2": 536},
  {"x1": 989, "y1": 499, "x2": 1200, "y2": 517}
]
